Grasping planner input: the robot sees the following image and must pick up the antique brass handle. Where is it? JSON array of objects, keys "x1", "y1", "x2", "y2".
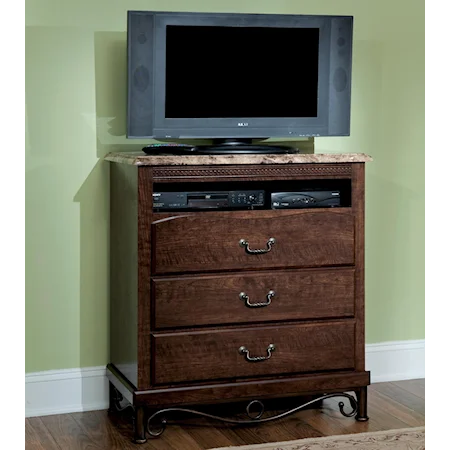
[
  {"x1": 239, "y1": 290, "x2": 275, "y2": 308},
  {"x1": 238, "y1": 344, "x2": 276, "y2": 362},
  {"x1": 239, "y1": 238, "x2": 275, "y2": 254}
]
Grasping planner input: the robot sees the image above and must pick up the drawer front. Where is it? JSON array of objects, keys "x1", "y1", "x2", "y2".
[
  {"x1": 152, "y1": 269, "x2": 355, "y2": 329},
  {"x1": 152, "y1": 210, "x2": 355, "y2": 274},
  {"x1": 152, "y1": 322, "x2": 355, "y2": 385}
]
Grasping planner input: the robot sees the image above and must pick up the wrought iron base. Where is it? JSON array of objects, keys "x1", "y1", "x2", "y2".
[
  {"x1": 146, "y1": 392, "x2": 359, "y2": 438},
  {"x1": 108, "y1": 385, "x2": 134, "y2": 414}
]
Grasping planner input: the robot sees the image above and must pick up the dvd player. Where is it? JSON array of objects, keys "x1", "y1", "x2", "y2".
[
  {"x1": 271, "y1": 191, "x2": 340, "y2": 209},
  {"x1": 153, "y1": 190, "x2": 265, "y2": 210}
]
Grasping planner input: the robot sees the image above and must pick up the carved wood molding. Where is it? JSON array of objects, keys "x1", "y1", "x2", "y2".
[{"x1": 152, "y1": 164, "x2": 353, "y2": 181}]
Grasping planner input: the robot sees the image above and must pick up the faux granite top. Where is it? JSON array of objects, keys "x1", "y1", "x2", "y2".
[{"x1": 105, "y1": 152, "x2": 373, "y2": 166}]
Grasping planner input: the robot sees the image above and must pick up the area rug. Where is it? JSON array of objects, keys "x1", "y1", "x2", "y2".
[{"x1": 210, "y1": 426, "x2": 425, "y2": 450}]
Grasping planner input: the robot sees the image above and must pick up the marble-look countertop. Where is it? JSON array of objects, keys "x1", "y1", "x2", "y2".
[{"x1": 105, "y1": 151, "x2": 372, "y2": 166}]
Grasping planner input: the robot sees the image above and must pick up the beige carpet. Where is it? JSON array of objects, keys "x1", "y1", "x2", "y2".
[{"x1": 210, "y1": 427, "x2": 425, "y2": 450}]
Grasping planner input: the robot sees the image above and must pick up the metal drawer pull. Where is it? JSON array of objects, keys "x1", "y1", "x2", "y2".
[
  {"x1": 239, "y1": 290, "x2": 275, "y2": 308},
  {"x1": 239, "y1": 344, "x2": 276, "y2": 362},
  {"x1": 239, "y1": 237, "x2": 276, "y2": 254}
]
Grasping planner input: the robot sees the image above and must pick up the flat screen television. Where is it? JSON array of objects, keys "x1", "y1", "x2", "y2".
[{"x1": 127, "y1": 11, "x2": 353, "y2": 153}]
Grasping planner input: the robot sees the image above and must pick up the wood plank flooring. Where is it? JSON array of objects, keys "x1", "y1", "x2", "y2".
[{"x1": 25, "y1": 379, "x2": 425, "y2": 450}]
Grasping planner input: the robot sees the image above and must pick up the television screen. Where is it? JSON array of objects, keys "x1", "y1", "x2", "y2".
[
  {"x1": 165, "y1": 26, "x2": 320, "y2": 119},
  {"x1": 127, "y1": 11, "x2": 353, "y2": 140}
]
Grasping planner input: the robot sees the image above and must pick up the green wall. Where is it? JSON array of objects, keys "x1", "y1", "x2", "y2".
[{"x1": 25, "y1": 0, "x2": 424, "y2": 373}]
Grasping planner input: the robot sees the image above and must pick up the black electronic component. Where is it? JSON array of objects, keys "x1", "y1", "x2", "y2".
[{"x1": 271, "y1": 191, "x2": 340, "y2": 209}]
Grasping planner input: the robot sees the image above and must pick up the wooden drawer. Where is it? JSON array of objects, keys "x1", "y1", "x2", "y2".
[
  {"x1": 152, "y1": 210, "x2": 355, "y2": 274},
  {"x1": 152, "y1": 269, "x2": 355, "y2": 329},
  {"x1": 152, "y1": 322, "x2": 355, "y2": 385}
]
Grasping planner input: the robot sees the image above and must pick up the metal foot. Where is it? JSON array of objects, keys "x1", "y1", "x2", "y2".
[
  {"x1": 355, "y1": 386, "x2": 369, "y2": 421},
  {"x1": 146, "y1": 392, "x2": 358, "y2": 437},
  {"x1": 134, "y1": 406, "x2": 147, "y2": 444}
]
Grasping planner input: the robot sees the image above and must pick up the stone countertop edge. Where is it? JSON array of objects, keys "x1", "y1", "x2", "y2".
[{"x1": 104, "y1": 151, "x2": 373, "y2": 166}]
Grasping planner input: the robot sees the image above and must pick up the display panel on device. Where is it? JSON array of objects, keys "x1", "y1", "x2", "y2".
[{"x1": 165, "y1": 26, "x2": 319, "y2": 119}]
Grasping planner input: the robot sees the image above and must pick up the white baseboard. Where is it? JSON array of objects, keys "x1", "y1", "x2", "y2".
[
  {"x1": 366, "y1": 339, "x2": 425, "y2": 383},
  {"x1": 25, "y1": 366, "x2": 108, "y2": 418},
  {"x1": 25, "y1": 339, "x2": 425, "y2": 418}
]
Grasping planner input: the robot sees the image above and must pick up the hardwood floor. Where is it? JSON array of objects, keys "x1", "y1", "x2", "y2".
[{"x1": 25, "y1": 379, "x2": 425, "y2": 450}]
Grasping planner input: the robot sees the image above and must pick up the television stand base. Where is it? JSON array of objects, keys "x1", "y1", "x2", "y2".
[
  {"x1": 194, "y1": 144, "x2": 293, "y2": 154},
  {"x1": 142, "y1": 140, "x2": 295, "y2": 155}
]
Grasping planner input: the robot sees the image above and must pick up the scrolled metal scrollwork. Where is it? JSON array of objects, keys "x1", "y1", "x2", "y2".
[
  {"x1": 338, "y1": 395, "x2": 358, "y2": 417},
  {"x1": 146, "y1": 392, "x2": 358, "y2": 438}
]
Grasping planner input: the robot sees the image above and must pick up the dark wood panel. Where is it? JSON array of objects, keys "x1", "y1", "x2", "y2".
[
  {"x1": 137, "y1": 167, "x2": 153, "y2": 390},
  {"x1": 134, "y1": 371, "x2": 369, "y2": 407},
  {"x1": 352, "y1": 163, "x2": 366, "y2": 372},
  {"x1": 152, "y1": 322, "x2": 355, "y2": 384},
  {"x1": 153, "y1": 269, "x2": 355, "y2": 329},
  {"x1": 152, "y1": 209, "x2": 355, "y2": 274}
]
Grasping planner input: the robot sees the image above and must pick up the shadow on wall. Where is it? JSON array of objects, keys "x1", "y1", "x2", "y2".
[
  {"x1": 74, "y1": 31, "x2": 139, "y2": 407},
  {"x1": 94, "y1": 31, "x2": 146, "y2": 157},
  {"x1": 75, "y1": 31, "x2": 142, "y2": 372},
  {"x1": 73, "y1": 160, "x2": 110, "y2": 408}
]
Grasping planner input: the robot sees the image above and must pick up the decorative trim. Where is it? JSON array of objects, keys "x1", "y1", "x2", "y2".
[
  {"x1": 152, "y1": 164, "x2": 353, "y2": 181},
  {"x1": 146, "y1": 393, "x2": 358, "y2": 437},
  {"x1": 25, "y1": 339, "x2": 424, "y2": 418}
]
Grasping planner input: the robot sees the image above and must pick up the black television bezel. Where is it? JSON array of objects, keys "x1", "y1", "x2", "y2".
[{"x1": 127, "y1": 11, "x2": 353, "y2": 139}]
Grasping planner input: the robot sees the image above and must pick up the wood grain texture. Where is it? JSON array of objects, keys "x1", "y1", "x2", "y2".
[
  {"x1": 26, "y1": 417, "x2": 61, "y2": 450},
  {"x1": 26, "y1": 380, "x2": 423, "y2": 450},
  {"x1": 152, "y1": 322, "x2": 355, "y2": 385},
  {"x1": 133, "y1": 371, "x2": 370, "y2": 407},
  {"x1": 352, "y1": 163, "x2": 366, "y2": 372},
  {"x1": 152, "y1": 268, "x2": 355, "y2": 329},
  {"x1": 39, "y1": 414, "x2": 102, "y2": 450},
  {"x1": 71, "y1": 411, "x2": 137, "y2": 450},
  {"x1": 371, "y1": 382, "x2": 425, "y2": 415},
  {"x1": 152, "y1": 209, "x2": 355, "y2": 274},
  {"x1": 392, "y1": 379, "x2": 425, "y2": 400},
  {"x1": 137, "y1": 167, "x2": 153, "y2": 390}
]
